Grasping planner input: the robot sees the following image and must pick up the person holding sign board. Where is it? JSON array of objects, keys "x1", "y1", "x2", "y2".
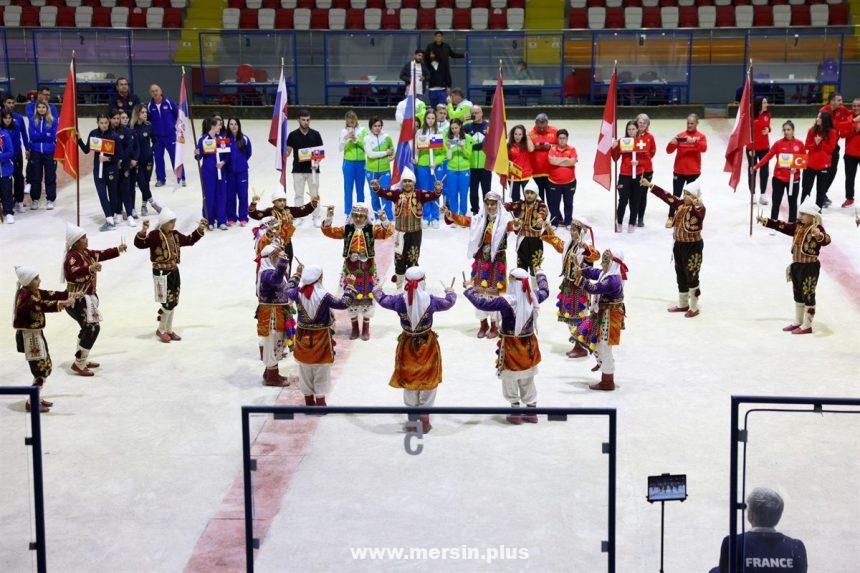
[
  {"x1": 78, "y1": 114, "x2": 121, "y2": 232},
  {"x1": 416, "y1": 110, "x2": 448, "y2": 228},
  {"x1": 195, "y1": 116, "x2": 230, "y2": 230},
  {"x1": 285, "y1": 109, "x2": 324, "y2": 227},
  {"x1": 753, "y1": 121, "x2": 806, "y2": 223},
  {"x1": 612, "y1": 121, "x2": 647, "y2": 233}
]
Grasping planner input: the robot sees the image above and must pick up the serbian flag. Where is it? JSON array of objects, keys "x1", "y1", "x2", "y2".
[
  {"x1": 269, "y1": 67, "x2": 289, "y2": 186},
  {"x1": 53, "y1": 58, "x2": 78, "y2": 179},
  {"x1": 593, "y1": 67, "x2": 617, "y2": 191},
  {"x1": 391, "y1": 92, "x2": 415, "y2": 189},
  {"x1": 724, "y1": 67, "x2": 753, "y2": 192},
  {"x1": 174, "y1": 72, "x2": 190, "y2": 181},
  {"x1": 483, "y1": 67, "x2": 508, "y2": 188}
]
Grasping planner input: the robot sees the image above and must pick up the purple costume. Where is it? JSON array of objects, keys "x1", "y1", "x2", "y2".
[
  {"x1": 464, "y1": 272, "x2": 549, "y2": 336},
  {"x1": 373, "y1": 290, "x2": 457, "y2": 332}
]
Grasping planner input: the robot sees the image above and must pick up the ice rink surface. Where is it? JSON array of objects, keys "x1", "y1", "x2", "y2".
[{"x1": 1, "y1": 117, "x2": 858, "y2": 572}]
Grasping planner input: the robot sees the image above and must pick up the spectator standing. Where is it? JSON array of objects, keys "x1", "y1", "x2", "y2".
[
  {"x1": 227, "y1": 117, "x2": 251, "y2": 227},
  {"x1": 547, "y1": 128, "x2": 577, "y2": 228},
  {"x1": 147, "y1": 84, "x2": 184, "y2": 187},
  {"x1": 114, "y1": 109, "x2": 139, "y2": 225},
  {"x1": 130, "y1": 104, "x2": 160, "y2": 217},
  {"x1": 819, "y1": 92, "x2": 852, "y2": 207},
  {"x1": 108, "y1": 77, "x2": 141, "y2": 114},
  {"x1": 753, "y1": 120, "x2": 805, "y2": 223},
  {"x1": 665, "y1": 113, "x2": 707, "y2": 228},
  {"x1": 415, "y1": 109, "x2": 447, "y2": 227},
  {"x1": 24, "y1": 87, "x2": 58, "y2": 200},
  {"x1": 463, "y1": 105, "x2": 490, "y2": 214},
  {"x1": 78, "y1": 114, "x2": 121, "y2": 231},
  {"x1": 285, "y1": 109, "x2": 324, "y2": 226},
  {"x1": 508, "y1": 124, "x2": 534, "y2": 202},
  {"x1": 3, "y1": 95, "x2": 29, "y2": 214},
  {"x1": 445, "y1": 118, "x2": 473, "y2": 216},
  {"x1": 612, "y1": 121, "x2": 646, "y2": 233},
  {"x1": 0, "y1": 112, "x2": 15, "y2": 223},
  {"x1": 528, "y1": 113, "x2": 558, "y2": 203},
  {"x1": 839, "y1": 97, "x2": 860, "y2": 208},
  {"x1": 27, "y1": 100, "x2": 57, "y2": 211},
  {"x1": 749, "y1": 97, "x2": 772, "y2": 206},
  {"x1": 802, "y1": 111, "x2": 837, "y2": 208},
  {"x1": 195, "y1": 116, "x2": 230, "y2": 230},
  {"x1": 363, "y1": 116, "x2": 395, "y2": 220},
  {"x1": 634, "y1": 113, "x2": 656, "y2": 227},
  {"x1": 424, "y1": 31, "x2": 465, "y2": 109},
  {"x1": 399, "y1": 50, "x2": 428, "y2": 97},
  {"x1": 446, "y1": 88, "x2": 472, "y2": 125},
  {"x1": 339, "y1": 110, "x2": 367, "y2": 217}
]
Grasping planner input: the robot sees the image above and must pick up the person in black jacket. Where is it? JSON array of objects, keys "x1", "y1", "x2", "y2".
[
  {"x1": 108, "y1": 77, "x2": 141, "y2": 114},
  {"x1": 78, "y1": 114, "x2": 121, "y2": 232},
  {"x1": 130, "y1": 104, "x2": 161, "y2": 217},
  {"x1": 424, "y1": 31, "x2": 465, "y2": 109},
  {"x1": 399, "y1": 50, "x2": 429, "y2": 97},
  {"x1": 114, "y1": 109, "x2": 139, "y2": 226},
  {"x1": 711, "y1": 487, "x2": 807, "y2": 573},
  {"x1": 463, "y1": 105, "x2": 491, "y2": 214}
]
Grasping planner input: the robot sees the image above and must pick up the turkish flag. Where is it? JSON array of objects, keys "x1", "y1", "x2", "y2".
[
  {"x1": 593, "y1": 68, "x2": 617, "y2": 191},
  {"x1": 724, "y1": 70, "x2": 752, "y2": 192},
  {"x1": 792, "y1": 154, "x2": 808, "y2": 170}
]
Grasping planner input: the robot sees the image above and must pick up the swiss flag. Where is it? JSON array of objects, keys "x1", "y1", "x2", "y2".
[
  {"x1": 724, "y1": 69, "x2": 753, "y2": 192},
  {"x1": 593, "y1": 68, "x2": 617, "y2": 191}
]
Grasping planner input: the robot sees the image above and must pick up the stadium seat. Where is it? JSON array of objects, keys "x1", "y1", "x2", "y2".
[
  {"x1": 418, "y1": 0, "x2": 433, "y2": 6},
  {"x1": 75, "y1": 5, "x2": 92, "y2": 24},
  {"x1": 772, "y1": 3, "x2": 790, "y2": 25},
  {"x1": 147, "y1": 5, "x2": 165, "y2": 25},
  {"x1": 753, "y1": 5, "x2": 772, "y2": 25},
  {"x1": 308, "y1": 7, "x2": 326, "y2": 26},
  {"x1": 162, "y1": 5, "x2": 179, "y2": 25},
  {"x1": 623, "y1": 6, "x2": 641, "y2": 27},
  {"x1": 65, "y1": 0, "x2": 83, "y2": 6},
  {"x1": 128, "y1": 5, "x2": 145, "y2": 25},
  {"x1": 401, "y1": 0, "x2": 418, "y2": 6},
  {"x1": 3, "y1": 4, "x2": 21, "y2": 25},
  {"x1": 713, "y1": 0, "x2": 730, "y2": 5},
  {"x1": 605, "y1": 6, "x2": 623, "y2": 26},
  {"x1": 134, "y1": 0, "x2": 151, "y2": 7},
  {"x1": 660, "y1": 6, "x2": 677, "y2": 27},
  {"x1": 470, "y1": 6, "x2": 487, "y2": 28},
  {"x1": 258, "y1": 6, "x2": 275, "y2": 27},
  {"x1": 829, "y1": 2, "x2": 848, "y2": 24},
  {"x1": 451, "y1": 6, "x2": 469, "y2": 27},
  {"x1": 487, "y1": 6, "x2": 504, "y2": 27},
  {"x1": 791, "y1": 4, "x2": 810, "y2": 24},
  {"x1": 735, "y1": 5, "x2": 752, "y2": 26},
  {"x1": 39, "y1": 4, "x2": 57, "y2": 24},
  {"x1": 100, "y1": 0, "x2": 116, "y2": 7},
  {"x1": 490, "y1": 0, "x2": 505, "y2": 6},
  {"x1": 315, "y1": 0, "x2": 331, "y2": 6},
  {"x1": 416, "y1": 7, "x2": 433, "y2": 27},
  {"x1": 678, "y1": 5, "x2": 695, "y2": 25},
  {"x1": 20, "y1": 5, "x2": 39, "y2": 25},
  {"x1": 110, "y1": 4, "x2": 127, "y2": 24},
  {"x1": 57, "y1": 4, "x2": 75, "y2": 23},
  {"x1": 281, "y1": 0, "x2": 296, "y2": 6},
  {"x1": 715, "y1": 4, "x2": 732, "y2": 25},
  {"x1": 435, "y1": 6, "x2": 451, "y2": 26},
  {"x1": 454, "y1": 0, "x2": 468, "y2": 6},
  {"x1": 379, "y1": 7, "x2": 396, "y2": 27},
  {"x1": 568, "y1": 7, "x2": 586, "y2": 27},
  {"x1": 275, "y1": 7, "x2": 292, "y2": 26},
  {"x1": 570, "y1": 0, "x2": 586, "y2": 6},
  {"x1": 343, "y1": 6, "x2": 361, "y2": 26},
  {"x1": 169, "y1": 0, "x2": 186, "y2": 6},
  {"x1": 587, "y1": 6, "x2": 605, "y2": 28},
  {"x1": 247, "y1": 0, "x2": 261, "y2": 6},
  {"x1": 221, "y1": 6, "x2": 239, "y2": 27},
  {"x1": 364, "y1": 6, "x2": 381, "y2": 27},
  {"x1": 385, "y1": 0, "x2": 401, "y2": 6},
  {"x1": 399, "y1": 5, "x2": 415, "y2": 27},
  {"x1": 91, "y1": 5, "x2": 110, "y2": 23},
  {"x1": 292, "y1": 6, "x2": 310, "y2": 27},
  {"x1": 677, "y1": 0, "x2": 693, "y2": 5},
  {"x1": 642, "y1": 0, "x2": 657, "y2": 6},
  {"x1": 697, "y1": 5, "x2": 715, "y2": 27},
  {"x1": 587, "y1": 0, "x2": 605, "y2": 6},
  {"x1": 641, "y1": 5, "x2": 660, "y2": 25},
  {"x1": 787, "y1": 0, "x2": 803, "y2": 4},
  {"x1": 751, "y1": 0, "x2": 767, "y2": 5},
  {"x1": 240, "y1": 7, "x2": 258, "y2": 27},
  {"x1": 506, "y1": 5, "x2": 523, "y2": 27}
]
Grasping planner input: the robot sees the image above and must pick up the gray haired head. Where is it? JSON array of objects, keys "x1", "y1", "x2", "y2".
[
  {"x1": 746, "y1": 487, "x2": 784, "y2": 528},
  {"x1": 535, "y1": 113, "x2": 549, "y2": 123}
]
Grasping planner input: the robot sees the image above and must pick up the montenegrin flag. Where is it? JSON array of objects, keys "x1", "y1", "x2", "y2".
[
  {"x1": 174, "y1": 71, "x2": 190, "y2": 181},
  {"x1": 483, "y1": 66, "x2": 508, "y2": 188},
  {"x1": 725, "y1": 66, "x2": 753, "y2": 192},
  {"x1": 269, "y1": 67, "x2": 289, "y2": 186},
  {"x1": 593, "y1": 66, "x2": 617, "y2": 192},
  {"x1": 53, "y1": 58, "x2": 78, "y2": 179}
]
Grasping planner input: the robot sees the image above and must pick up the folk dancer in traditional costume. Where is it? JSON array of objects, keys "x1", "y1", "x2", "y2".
[
  {"x1": 134, "y1": 208, "x2": 206, "y2": 342},
  {"x1": 13, "y1": 266, "x2": 78, "y2": 412},
  {"x1": 62, "y1": 222, "x2": 127, "y2": 376},
  {"x1": 544, "y1": 218, "x2": 600, "y2": 358},
  {"x1": 757, "y1": 197, "x2": 831, "y2": 334},
  {"x1": 572, "y1": 249, "x2": 627, "y2": 391},
  {"x1": 371, "y1": 167, "x2": 442, "y2": 290},
  {"x1": 504, "y1": 180, "x2": 551, "y2": 274},
  {"x1": 321, "y1": 202, "x2": 393, "y2": 340},
  {"x1": 373, "y1": 266, "x2": 457, "y2": 433},
  {"x1": 442, "y1": 190, "x2": 514, "y2": 338},
  {"x1": 256, "y1": 243, "x2": 297, "y2": 387},
  {"x1": 465, "y1": 267, "x2": 549, "y2": 425},
  {"x1": 642, "y1": 176, "x2": 705, "y2": 317},
  {"x1": 248, "y1": 188, "x2": 319, "y2": 272},
  {"x1": 285, "y1": 264, "x2": 357, "y2": 407}
]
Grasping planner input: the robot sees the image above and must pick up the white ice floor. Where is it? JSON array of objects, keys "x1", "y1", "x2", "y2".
[{"x1": 1, "y1": 118, "x2": 858, "y2": 572}]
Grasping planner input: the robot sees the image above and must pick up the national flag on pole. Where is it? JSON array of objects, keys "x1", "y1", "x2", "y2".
[
  {"x1": 391, "y1": 92, "x2": 416, "y2": 189},
  {"x1": 174, "y1": 72, "x2": 190, "y2": 181},
  {"x1": 54, "y1": 58, "x2": 78, "y2": 179},
  {"x1": 269, "y1": 67, "x2": 289, "y2": 186},
  {"x1": 483, "y1": 66, "x2": 508, "y2": 187},
  {"x1": 724, "y1": 67, "x2": 753, "y2": 192},
  {"x1": 593, "y1": 67, "x2": 617, "y2": 191}
]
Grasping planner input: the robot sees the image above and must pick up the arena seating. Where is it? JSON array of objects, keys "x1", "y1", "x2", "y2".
[{"x1": 0, "y1": 0, "x2": 185, "y2": 27}]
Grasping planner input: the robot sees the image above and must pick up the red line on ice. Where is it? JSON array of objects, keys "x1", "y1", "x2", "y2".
[{"x1": 184, "y1": 240, "x2": 396, "y2": 572}]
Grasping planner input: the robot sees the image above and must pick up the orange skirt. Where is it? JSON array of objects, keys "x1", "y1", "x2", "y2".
[
  {"x1": 293, "y1": 326, "x2": 335, "y2": 365},
  {"x1": 603, "y1": 304, "x2": 625, "y2": 346},
  {"x1": 498, "y1": 333, "x2": 542, "y2": 373},
  {"x1": 256, "y1": 304, "x2": 290, "y2": 337},
  {"x1": 389, "y1": 330, "x2": 443, "y2": 391}
]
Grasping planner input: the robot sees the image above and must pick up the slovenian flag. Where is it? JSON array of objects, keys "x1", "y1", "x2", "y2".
[
  {"x1": 391, "y1": 92, "x2": 415, "y2": 189},
  {"x1": 269, "y1": 67, "x2": 289, "y2": 186},
  {"x1": 428, "y1": 134, "x2": 445, "y2": 149},
  {"x1": 174, "y1": 71, "x2": 190, "y2": 181}
]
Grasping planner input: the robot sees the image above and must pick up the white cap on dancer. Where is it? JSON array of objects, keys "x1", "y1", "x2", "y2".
[
  {"x1": 683, "y1": 179, "x2": 702, "y2": 198},
  {"x1": 260, "y1": 244, "x2": 278, "y2": 258},
  {"x1": 299, "y1": 265, "x2": 322, "y2": 286},
  {"x1": 157, "y1": 207, "x2": 177, "y2": 229},
  {"x1": 271, "y1": 188, "x2": 288, "y2": 202},
  {"x1": 798, "y1": 196, "x2": 821, "y2": 217},
  {"x1": 524, "y1": 179, "x2": 539, "y2": 194},
  {"x1": 65, "y1": 222, "x2": 86, "y2": 250},
  {"x1": 484, "y1": 190, "x2": 501, "y2": 202},
  {"x1": 400, "y1": 167, "x2": 416, "y2": 182},
  {"x1": 15, "y1": 266, "x2": 38, "y2": 287}
]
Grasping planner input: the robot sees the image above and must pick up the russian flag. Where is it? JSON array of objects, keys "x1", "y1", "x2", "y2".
[
  {"x1": 269, "y1": 67, "x2": 289, "y2": 186},
  {"x1": 391, "y1": 92, "x2": 415, "y2": 189},
  {"x1": 174, "y1": 72, "x2": 190, "y2": 182}
]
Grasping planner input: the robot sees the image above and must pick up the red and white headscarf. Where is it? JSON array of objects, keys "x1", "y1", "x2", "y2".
[
  {"x1": 404, "y1": 266, "x2": 431, "y2": 330},
  {"x1": 504, "y1": 267, "x2": 536, "y2": 336},
  {"x1": 599, "y1": 249, "x2": 629, "y2": 282},
  {"x1": 298, "y1": 265, "x2": 325, "y2": 319}
]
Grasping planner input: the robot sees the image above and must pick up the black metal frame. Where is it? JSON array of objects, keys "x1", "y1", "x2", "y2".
[
  {"x1": 1, "y1": 386, "x2": 47, "y2": 573},
  {"x1": 242, "y1": 405, "x2": 617, "y2": 573},
  {"x1": 729, "y1": 395, "x2": 860, "y2": 573}
]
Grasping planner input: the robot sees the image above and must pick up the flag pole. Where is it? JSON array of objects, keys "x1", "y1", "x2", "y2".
[
  {"x1": 748, "y1": 59, "x2": 755, "y2": 237},
  {"x1": 411, "y1": 57, "x2": 417, "y2": 181},
  {"x1": 182, "y1": 66, "x2": 207, "y2": 221},
  {"x1": 280, "y1": 57, "x2": 288, "y2": 200},
  {"x1": 72, "y1": 51, "x2": 80, "y2": 226},
  {"x1": 612, "y1": 61, "x2": 619, "y2": 233}
]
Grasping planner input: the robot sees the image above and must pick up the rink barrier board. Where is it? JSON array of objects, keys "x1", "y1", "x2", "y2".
[
  {"x1": 0, "y1": 386, "x2": 47, "y2": 573},
  {"x1": 241, "y1": 405, "x2": 617, "y2": 573},
  {"x1": 729, "y1": 395, "x2": 860, "y2": 573}
]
